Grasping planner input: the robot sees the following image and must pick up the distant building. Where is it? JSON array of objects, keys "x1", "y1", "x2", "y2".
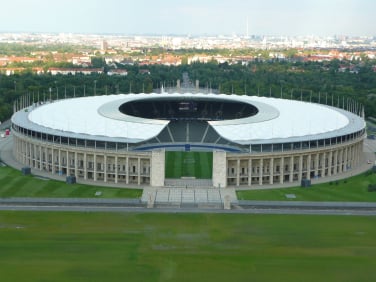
[
  {"x1": 107, "y1": 69, "x2": 128, "y2": 76},
  {"x1": 48, "y1": 67, "x2": 104, "y2": 75},
  {"x1": 100, "y1": 40, "x2": 108, "y2": 51}
]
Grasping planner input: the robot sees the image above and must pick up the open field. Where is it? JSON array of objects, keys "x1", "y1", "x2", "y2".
[
  {"x1": 237, "y1": 171, "x2": 376, "y2": 202},
  {"x1": 0, "y1": 211, "x2": 375, "y2": 282},
  {"x1": 165, "y1": 151, "x2": 212, "y2": 179},
  {"x1": 0, "y1": 166, "x2": 142, "y2": 198}
]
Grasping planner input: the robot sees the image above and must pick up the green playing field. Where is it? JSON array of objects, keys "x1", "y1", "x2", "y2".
[
  {"x1": 1, "y1": 212, "x2": 376, "y2": 282},
  {"x1": 165, "y1": 151, "x2": 213, "y2": 179}
]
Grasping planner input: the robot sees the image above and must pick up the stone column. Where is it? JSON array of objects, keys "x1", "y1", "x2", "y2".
[
  {"x1": 338, "y1": 149, "x2": 343, "y2": 173},
  {"x1": 321, "y1": 152, "x2": 326, "y2": 177},
  {"x1": 115, "y1": 155, "x2": 118, "y2": 184},
  {"x1": 137, "y1": 158, "x2": 141, "y2": 185},
  {"x1": 24, "y1": 141, "x2": 29, "y2": 166},
  {"x1": 269, "y1": 157, "x2": 274, "y2": 184},
  {"x1": 104, "y1": 155, "x2": 107, "y2": 182},
  {"x1": 343, "y1": 147, "x2": 348, "y2": 172},
  {"x1": 126, "y1": 156, "x2": 129, "y2": 184},
  {"x1": 298, "y1": 155, "x2": 303, "y2": 181},
  {"x1": 45, "y1": 146, "x2": 48, "y2": 171},
  {"x1": 39, "y1": 145, "x2": 42, "y2": 170},
  {"x1": 307, "y1": 154, "x2": 311, "y2": 180},
  {"x1": 289, "y1": 157, "x2": 294, "y2": 182},
  {"x1": 248, "y1": 158, "x2": 252, "y2": 186},
  {"x1": 328, "y1": 151, "x2": 333, "y2": 176},
  {"x1": 333, "y1": 150, "x2": 338, "y2": 175},
  {"x1": 94, "y1": 153, "x2": 97, "y2": 181},
  {"x1": 356, "y1": 142, "x2": 362, "y2": 166},
  {"x1": 259, "y1": 159, "x2": 263, "y2": 185},
  {"x1": 236, "y1": 159, "x2": 240, "y2": 186},
  {"x1": 74, "y1": 151, "x2": 78, "y2": 178},
  {"x1": 280, "y1": 157, "x2": 284, "y2": 184},
  {"x1": 66, "y1": 151, "x2": 70, "y2": 176},
  {"x1": 314, "y1": 153, "x2": 319, "y2": 178},
  {"x1": 58, "y1": 149, "x2": 62, "y2": 174},
  {"x1": 51, "y1": 148, "x2": 55, "y2": 174},
  {"x1": 83, "y1": 153, "x2": 87, "y2": 180},
  {"x1": 351, "y1": 145, "x2": 355, "y2": 169}
]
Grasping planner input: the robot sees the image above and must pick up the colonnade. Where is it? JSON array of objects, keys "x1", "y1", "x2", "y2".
[
  {"x1": 223, "y1": 139, "x2": 363, "y2": 187},
  {"x1": 13, "y1": 132, "x2": 154, "y2": 186}
]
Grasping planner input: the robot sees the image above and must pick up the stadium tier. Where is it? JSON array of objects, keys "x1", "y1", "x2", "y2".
[{"x1": 11, "y1": 93, "x2": 366, "y2": 188}]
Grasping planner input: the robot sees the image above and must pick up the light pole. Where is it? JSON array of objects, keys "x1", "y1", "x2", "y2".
[{"x1": 94, "y1": 80, "x2": 97, "y2": 96}]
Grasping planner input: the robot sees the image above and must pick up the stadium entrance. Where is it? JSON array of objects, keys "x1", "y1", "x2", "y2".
[{"x1": 165, "y1": 151, "x2": 213, "y2": 186}]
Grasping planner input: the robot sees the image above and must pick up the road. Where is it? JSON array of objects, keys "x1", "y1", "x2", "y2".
[{"x1": 1, "y1": 198, "x2": 376, "y2": 215}]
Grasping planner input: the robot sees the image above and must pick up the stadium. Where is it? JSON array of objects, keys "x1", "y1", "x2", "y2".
[{"x1": 11, "y1": 92, "x2": 366, "y2": 188}]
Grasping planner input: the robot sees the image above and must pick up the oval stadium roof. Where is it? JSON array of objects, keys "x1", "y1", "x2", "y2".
[{"x1": 13, "y1": 93, "x2": 364, "y2": 145}]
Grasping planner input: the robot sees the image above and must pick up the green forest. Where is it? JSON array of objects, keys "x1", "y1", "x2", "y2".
[{"x1": 1, "y1": 60, "x2": 376, "y2": 122}]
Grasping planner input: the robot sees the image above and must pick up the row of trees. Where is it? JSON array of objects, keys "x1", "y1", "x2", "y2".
[{"x1": 1, "y1": 60, "x2": 376, "y2": 122}]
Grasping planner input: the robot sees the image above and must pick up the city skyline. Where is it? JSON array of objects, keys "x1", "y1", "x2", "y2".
[{"x1": 1, "y1": 0, "x2": 375, "y2": 37}]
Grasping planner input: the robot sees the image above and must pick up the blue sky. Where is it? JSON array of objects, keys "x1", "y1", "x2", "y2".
[{"x1": 1, "y1": 0, "x2": 375, "y2": 36}]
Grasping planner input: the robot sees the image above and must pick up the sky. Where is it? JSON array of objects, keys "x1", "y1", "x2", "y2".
[{"x1": 1, "y1": 0, "x2": 375, "y2": 36}]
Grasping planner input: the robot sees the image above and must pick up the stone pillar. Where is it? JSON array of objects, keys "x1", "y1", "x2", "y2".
[
  {"x1": 314, "y1": 153, "x2": 319, "y2": 177},
  {"x1": 298, "y1": 155, "x2": 303, "y2": 181},
  {"x1": 328, "y1": 151, "x2": 333, "y2": 176},
  {"x1": 39, "y1": 145, "x2": 42, "y2": 170},
  {"x1": 126, "y1": 156, "x2": 129, "y2": 184},
  {"x1": 269, "y1": 158, "x2": 274, "y2": 184},
  {"x1": 236, "y1": 159, "x2": 240, "y2": 186},
  {"x1": 248, "y1": 158, "x2": 252, "y2": 186},
  {"x1": 45, "y1": 146, "x2": 48, "y2": 171},
  {"x1": 115, "y1": 155, "x2": 118, "y2": 184},
  {"x1": 212, "y1": 151, "x2": 227, "y2": 188},
  {"x1": 94, "y1": 153, "x2": 97, "y2": 181},
  {"x1": 51, "y1": 148, "x2": 55, "y2": 174},
  {"x1": 280, "y1": 157, "x2": 284, "y2": 184},
  {"x1": 289, "y1": 157, "x2": 294, "y2": 182},
  {"x1": 66, "y1": 151, "x2": 70, "y2": 176},
  {"x1": 104, "y1": 155, "x2": 107, "y2": 182},
  {"x1": 307, "y1": 154, "x2": 311, "y2": 180},
  {"x1": 58, "y1": 149, "x2": 62, "y2": 174},
  {"x1": 25, "y1": 141, "x2": 29, "y2": 166},
  {"x1": 357, "y1": 142, "x2": 363, "y2": 166},
  {"x1": 333, "y1": 150, "x2": 338, "y2": 175},
  {"x1": 74, "y1": 151, "x2": 78, "y2": 178},
  {"x1": 343, "y1": 147, "x2": 348, "y2": 172},
  {"x1": 84, "y1": 153, "x2": 87, "y2": 180},
  {"x1": 259, "y1": 159, "x2": 263, "y2": 185},
  {"x1": 321, "y1": 152, "x2": 326, "y2": 177},
  {"x1": 351, "y1": 145, "x2": 355, "y2": 169},
  {"x1": 137, "y1": 158, "x2": 141, "y2": 185},
  {"x1": 338, "y1": 149, "x2": 343, "y2": 173}
]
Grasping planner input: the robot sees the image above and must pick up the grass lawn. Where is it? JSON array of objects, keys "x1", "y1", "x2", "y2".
[
  {"x1": 0, "y1": 211, "x2": 375, "y2": 282},
  {"x1": 237, "y1": 171, "x2": 376, "y2": 202},
  {"x1": 165, "y1": 151, "x2": 212, "y2": 179},
  {"x1": 0, "y1": 166, "x2": 142, "y2": 198}
]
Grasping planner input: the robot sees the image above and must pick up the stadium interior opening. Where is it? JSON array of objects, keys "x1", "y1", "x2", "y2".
[{"x1": 119, "y1": 98, "x2": 258, "y2": 121}]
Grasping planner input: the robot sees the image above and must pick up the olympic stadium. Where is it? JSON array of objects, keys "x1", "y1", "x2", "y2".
[{"x1": 11, "y1": 92, "x2": 366, "y2": 188}]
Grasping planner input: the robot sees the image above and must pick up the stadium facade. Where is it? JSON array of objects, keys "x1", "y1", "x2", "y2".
[{"x1": 11, "y1": 93, "x2": 366, "y2": 188}]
